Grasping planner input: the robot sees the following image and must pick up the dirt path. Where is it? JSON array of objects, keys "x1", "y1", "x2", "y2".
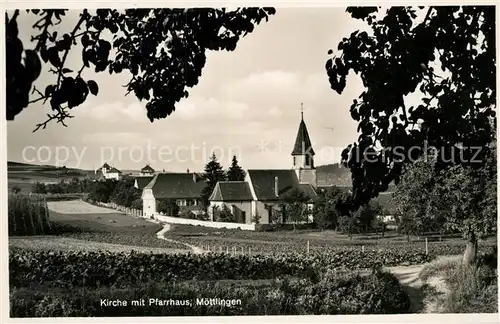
[
  {"x1": 385, "y1": 255, "x2": 460, "y2": 313},
  {"x1": 156, "y1": 223, "x2": 204, "y2": 254}
]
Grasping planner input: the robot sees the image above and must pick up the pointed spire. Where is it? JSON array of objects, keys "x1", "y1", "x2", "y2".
[{"x1": 291, "y1": 102, "x2": 315, "y2": 156}]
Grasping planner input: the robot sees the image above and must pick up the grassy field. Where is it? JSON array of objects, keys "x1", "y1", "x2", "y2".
[
  {"x1": 9, "y1": 199, "x2": 190, "y2": 252},
  {"x1": 165, "y1": 224, "x2": 497, "y2": 256},
  {"x1": 7, "y1": 161, "x2": 94, "y2": 194},
  {"x1": 8, "y1": 199, "x2": 497, "y2": 316}
]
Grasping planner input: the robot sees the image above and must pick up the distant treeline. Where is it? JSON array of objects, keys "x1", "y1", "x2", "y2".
[
  {"x1": 32, "y1": 178, "x2": 93, "y2": 194},
  {"x1": 32, "y1": 177, "x2": 142, "y2": 209}
]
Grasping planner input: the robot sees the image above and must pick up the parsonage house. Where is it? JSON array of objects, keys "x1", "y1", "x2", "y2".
[
  {"x1": 141, "y1": 112, "x2": 319, "y2": 224},
  {"x1": 142, "y1": 172, "x2": 206, "y2": 217}
]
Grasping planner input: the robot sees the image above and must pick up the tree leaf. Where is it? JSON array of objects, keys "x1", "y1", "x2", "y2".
[
  {"x1": 87, "y1": 80, "x2": 99, "y2": 96},
  {"x1": 47, "y1": 47, "x2": 61, "y2": 68},
  {"x1": 45, "y1": 85, "x2": 55, "y2": 97}
]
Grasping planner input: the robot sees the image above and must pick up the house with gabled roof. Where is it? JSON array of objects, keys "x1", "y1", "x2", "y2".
[
  {"x1": 142, "y1": 172, "x2": 206, "y2": 217},
  {"x1": 140, "y1": 164, "x2": 155, "y2": 176},
  {"x1": 95, "y1": 162, "x2": 122, "y2": 180},
  {"x1": 208, "y1": 110, "x2": 318, "y2": 224},
  {"x1": 106, "y1": 167, "x2": 122, "y2": 180}
]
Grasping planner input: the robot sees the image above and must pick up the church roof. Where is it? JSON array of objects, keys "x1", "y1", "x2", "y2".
[
  {"x1": 247, "y1": 169, "x2": 298, "y2": 201},
  {"x1": 209, "y1": 181, "x2": 253, "y2": 201},
  {"x1": 291, "y1": 113, "x2": 315, "y2": 156}
]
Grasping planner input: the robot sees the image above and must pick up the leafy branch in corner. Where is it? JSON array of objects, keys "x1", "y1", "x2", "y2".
[{"x1": 6, "y1": 8, "x2": 277, "y2": 131}]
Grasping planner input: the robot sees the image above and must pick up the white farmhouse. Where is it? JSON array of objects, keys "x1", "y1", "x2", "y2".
[{"x1": 95, "y1": 163, "x2": 123, "y2": 180}]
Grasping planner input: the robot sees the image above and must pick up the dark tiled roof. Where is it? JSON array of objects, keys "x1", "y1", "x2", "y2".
[
  {"x1": 135, "y1": 176, "x2": 155, "y2": 190},
  {"x1": 247, "y1": 169, "x2": 299, "y2": 201},
  {"x1": 108, "y1": 167, "x2": 122, "y2": 174},
  {"x1": 209, "y1": 181, "x2": 254, "y2": 201},
  {"x1": 297, "y1": 183, "x2": 318, "y2": 201},
  {"x1": 141, "y1": 165, "x2": 155, "y2": 172},
  {"x1": 291, "y1": 116, "x2": 315, "y2": 156},
  {"x1": 144, "y1": 173, "x2": 206, "y2": 199}
]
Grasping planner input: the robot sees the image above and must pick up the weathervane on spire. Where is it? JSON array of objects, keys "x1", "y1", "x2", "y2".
[{"x1": 301, "y1": 102, "x2": 304, "y2": 120}]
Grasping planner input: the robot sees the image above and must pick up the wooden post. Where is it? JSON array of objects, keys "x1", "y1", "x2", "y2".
[
  {"x1": 241, "y1": 247, "x2": 244, "y2": 255},
  {"x1": 425, "y1": 238, "x2": 429, "y2": 255},
  {"x1": 249, "y1": 247, "x2": 251, "y2": 255},
  {"x1": 226, "y1": 246, "x2": 229, "y2": 254},
  {"x1": 362, "y1": 245, "x2": 365, "y2": 253},
  {"x1": 307, "y1": 240, "x2": 310, "y2": 254}
]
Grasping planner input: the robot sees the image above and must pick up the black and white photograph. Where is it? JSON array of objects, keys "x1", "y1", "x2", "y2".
[{"x1": 4, "y1": 3, "x2": 498, "y2": 319}]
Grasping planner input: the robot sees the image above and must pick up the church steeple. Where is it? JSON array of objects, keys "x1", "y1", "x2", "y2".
[
  {"x1": 291, "y1": 103, "x2": 317, "y2": 187},
  {"x1": 291, "y1": 103, "x2": 315, "y2": 158}
]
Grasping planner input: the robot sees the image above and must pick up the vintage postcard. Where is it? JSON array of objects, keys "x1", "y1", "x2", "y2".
[{"x1": 3, "y1": 2, "x2": 498, "y2": 322}]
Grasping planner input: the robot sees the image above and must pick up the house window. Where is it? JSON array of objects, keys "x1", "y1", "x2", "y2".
[
  {"x1": 305, "y1": 154, "x2": 310, "y2": 166},
  {"x1": 293, "y1": 156, "x2": 296, "y2": 166}
]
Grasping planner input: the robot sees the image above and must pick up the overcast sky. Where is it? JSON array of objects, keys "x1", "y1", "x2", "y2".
[{"x1": 8, "y1": 8, "x2": 373, "y2": 172}]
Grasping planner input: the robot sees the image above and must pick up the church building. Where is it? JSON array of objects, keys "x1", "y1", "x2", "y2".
[{"x1": 208, "y1": 108, "x2": 318, "y2": 224}]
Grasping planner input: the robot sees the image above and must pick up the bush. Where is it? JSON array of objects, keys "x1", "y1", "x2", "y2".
[
  {"x1": 87, "y1": 179, "x2": 117, "y2": 203},
  {"x1": 196, "y1": 212, "x2": 210, "y2": 221},
  {"x1": 32, "y1": 182, "x2": 47, "y2": 194},
  {"x1": 179, "y1": 209, "x2": 196, "y2": 219},
  {"x1": 10, "y1": 269, "x2": 411, "y2": 316},
  {"x1": 158, "y1": 200, "x2": 179, "y2": 216},
  {"x1": 110, "y1": 179, "x2": 141, "y2": 207},
  {"x1": 217, "y1": 205, "x2": 235, "y2": 222},
  {"x1": 131, "y1": 198, "x2": 143, "y2": 210},
  {"x1": 442, "y1": 263, "x2": 497, "y2": 313}
]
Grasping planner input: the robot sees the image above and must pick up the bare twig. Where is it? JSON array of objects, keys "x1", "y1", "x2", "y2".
[{"x1": 33, "y1": 110, "x2": 74, "y2": 132}]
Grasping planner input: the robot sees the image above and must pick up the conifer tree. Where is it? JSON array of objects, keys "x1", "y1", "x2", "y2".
[
  {"x1": 200, "y1": 152, "x2": 226, "y2": 209},
  {"x1": 226, "y1": 155, "x2": 246, "y2": 181}
]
